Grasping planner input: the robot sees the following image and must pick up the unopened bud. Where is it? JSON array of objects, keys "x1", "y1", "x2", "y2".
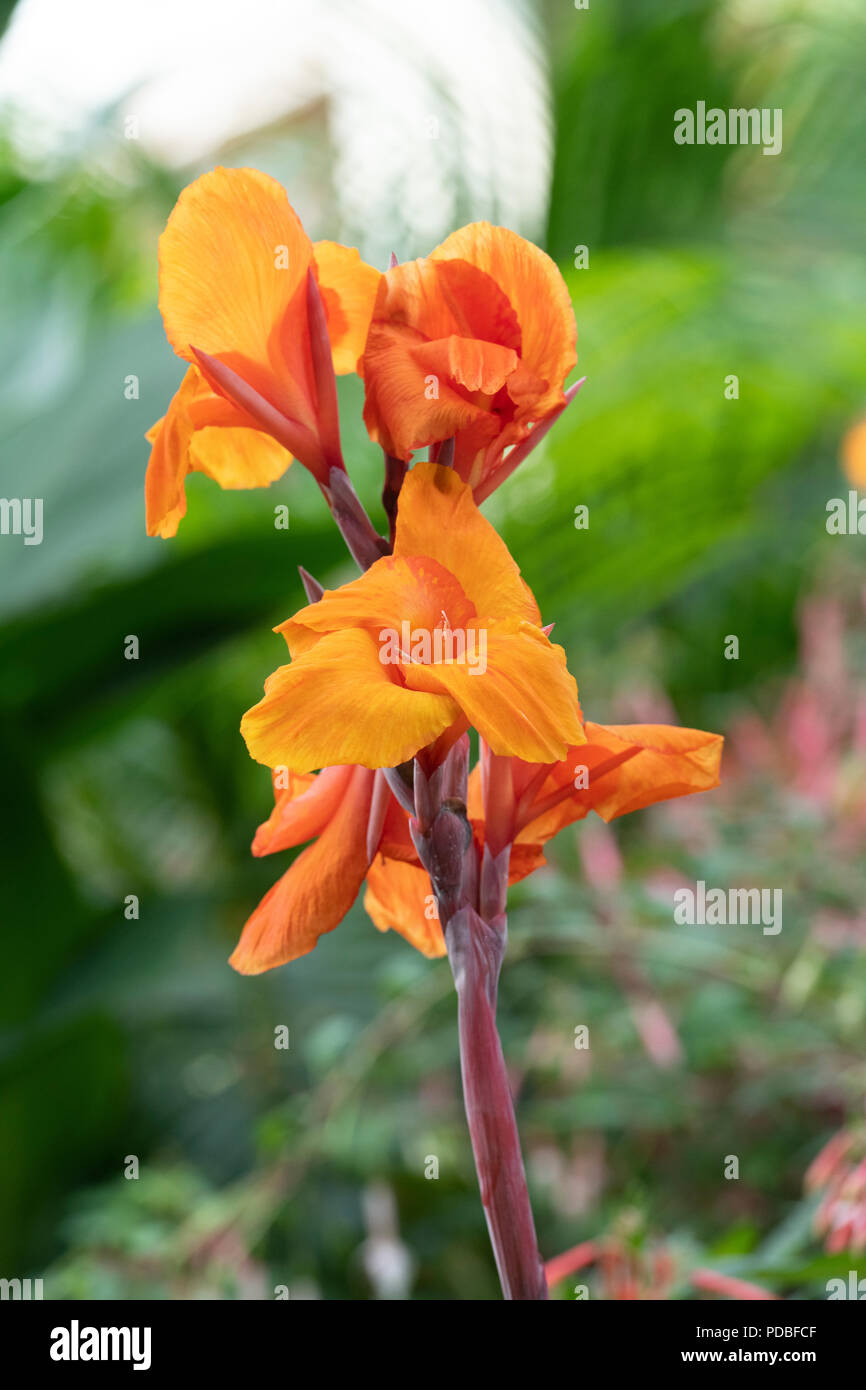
[{"x1": 411, "y1": 799, "x2": 472, "y2": 914}]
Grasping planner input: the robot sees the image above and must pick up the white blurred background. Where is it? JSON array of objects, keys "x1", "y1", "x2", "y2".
[{"x1": 0, "y1": 0, "x2": 552, "y2": 261}]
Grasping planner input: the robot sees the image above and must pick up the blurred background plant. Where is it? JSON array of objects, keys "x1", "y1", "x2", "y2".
[{"x1": 1, "y1": 0, "x2": 864, "y2": 1299}]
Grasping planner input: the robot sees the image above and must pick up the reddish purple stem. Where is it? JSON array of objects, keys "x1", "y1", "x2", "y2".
[
  {"x1": 409, "y1": 750, "x2": 547, "y2": 1300},
  {"x1": 446, "y1": 907, "x2": 549, "y2": 1300}
]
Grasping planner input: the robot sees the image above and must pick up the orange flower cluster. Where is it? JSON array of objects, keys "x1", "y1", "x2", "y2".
[{"x1": 146, "y1": 167, "x2": 723, "y2": 975}]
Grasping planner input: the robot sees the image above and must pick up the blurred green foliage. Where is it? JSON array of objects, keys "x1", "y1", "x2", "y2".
[{"x1": 1, "y1": 0, "x2": 865, "y2": 1297}]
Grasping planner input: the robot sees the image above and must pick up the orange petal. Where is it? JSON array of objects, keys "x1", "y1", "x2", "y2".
[
  {"x1": 393, "y1": 462, "x2": 541, "y2": 625},
  {"x1": 230, "y1": 765, "x2": 372, "y2": 973},
  {"x1": 363, "y1": 858, "x2": 446, "y2": 958},
  {"x1": 522, "y1": 723, "x2": 724, "y2": 839},
  {"x1": 360, "y1": 255, "x2": 526, "y2": 466},
  {"x1": 371, "y1": 253, "x2": 522, "y2": 348},
  {"x1": 159, "y1": 166, "x2": 311, "y2": 364},
  {"x1": 187, "y1": 393, "x2": 292, "y2": 489},
  {"x1": 144, "y1": 364, "x2": 292, "y2": 537},
  {"x1": 516, "y1": 745, "x2": 639, "y2": 843},
  {"x1": 411, "y1": 335, "x2": 519, "y2": 396},
  {"x1": 580, "y1": 723, "x2": 723, "y2": 821},
  {"x1": 158, "y1": 166, "x2": 316, "y2": 428},
  {"x1": 431, "y1": 222, "x2": 577, "y2": 420},
  {"x1": 362, "y1": 321, "x2": 495, "y2": 460},
  {"x1": 252, "y1": 765, "x2": 354, "y2": 856},
  {"x1": 144, "y1": 365, "x2": 202, "y2": 537},
  {"x1": 466, "y1": 762, "x2": 485, "y2": 822},
  {"x1": 508, "y1": 841, "x2": 547, "y2": 883},
  {"x1": 314, "y1": 240, "x2": 382, "y2": 375},
  {"x1": 402, "y1": 618, "x2": 584, "y2": 764},
  {"x1": 188, "y1": 428, "x2": 289, "y2": 489},
  {"x1": 277, "y1": 554, "x2": 477, "y2": 657},
  {"x1": 241, "y1": 627, "x2": 460, "y2": 773}
]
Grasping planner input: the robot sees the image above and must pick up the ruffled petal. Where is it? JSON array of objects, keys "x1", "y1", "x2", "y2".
[
  {"x1": 431, "y1": 221, "x2": 577, "y2": 420},
  {"x1": 371, "y1": 253, "x2": 523, "y2": 348},
  {"x1": 277, "y1": 554, "x2": 476, "y2": 657},
  {"x1": 362, "y1": 321, "x2": 495, "y2": 460},
  {"x1": 241, "y1": 627, "x2": 460, "y2": 773},
  {"x1": 393, "y1": 462, "x2": 541, "y2": 625},
  {"x1": 402, "y1": 618, "x2": 584, "y2": 764},
  {"x1": 410, "y1": 335, "x2": 518, "y2": 396}
]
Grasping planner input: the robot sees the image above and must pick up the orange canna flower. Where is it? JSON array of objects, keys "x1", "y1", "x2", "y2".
[
  {"x1": 359, "y1": 222, "x2": 577, "y2": 496},
  {"x1": 232, "y1": 712, "x2": 720, "y2": 975},
  {"x1": 145, "y1": 166, "x2": 381, "y2": 537},
  {"x1": 240, "y1": 461, "x2": 584, "y2": 774},
  {"x1": 232, "y1": 754, "x2": 550, "y2": 973},
  {"x1": 233, "y1": 715, "x2": 722, "y2": 975}
]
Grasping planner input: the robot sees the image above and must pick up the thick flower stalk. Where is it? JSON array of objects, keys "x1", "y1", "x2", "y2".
[{"x1": 146, "y1": 167, "x2": 723, "y2": 1300}]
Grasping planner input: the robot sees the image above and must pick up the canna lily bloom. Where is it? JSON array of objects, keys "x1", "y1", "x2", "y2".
[
  {"x1": 469, "y1": 722, "x2": 724, "y2": 857},
  {"x1": 233, "y1": 754, "x2": 549, "y2": 972},
  {"x1": 364, "y1": 722, "x2": 723, "y2": 952},
  {"x1": 240, "y1": 461, "x2": 584, "y2": 774},
  {"x1": 231, "y1": 763, "x2": 416, "y2": 974},
  {"x1": 145, "y1": 166, "x2": 381, "y2": 537},
  {"x1": 360, "y1": 222, "x2": 577, "y2": 497},
  {"x1": 232, "y1": 723, "x2": 722, "y2": 974}
]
